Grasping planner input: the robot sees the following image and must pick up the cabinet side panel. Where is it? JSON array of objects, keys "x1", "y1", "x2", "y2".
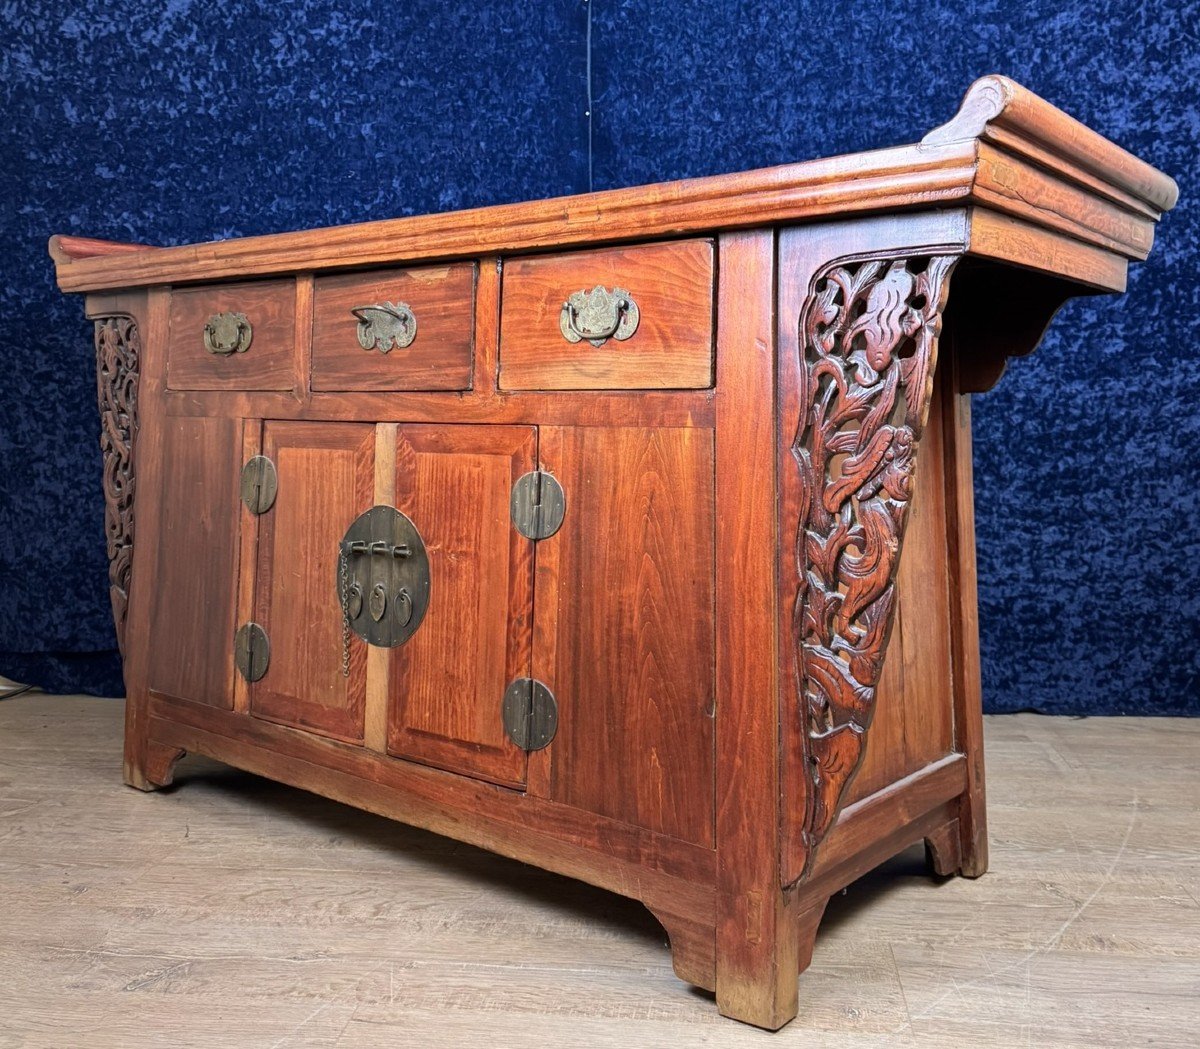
[
  {"x1": 147, "y1": 415, "x2": 242, "y2": 708},
  {"x1": 845, "y1": 369, "x2": 955, "y2": 803},
  {"x1": 540, "y1": 425, "x2": 716, "y2": 848}
]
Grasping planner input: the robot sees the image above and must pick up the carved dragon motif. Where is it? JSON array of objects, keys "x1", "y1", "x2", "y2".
[
  {"x1": 792, "y1": 253, "x2": 957, "y2": 875},
  {"x1": 94, "y1": 315, "x2": 140, "y2": 657}
]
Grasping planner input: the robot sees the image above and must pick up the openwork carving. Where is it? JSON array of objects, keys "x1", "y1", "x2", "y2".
[
  {"x1": 792, "y1": 253, "x2": 957, "y2": 874},
  {"x1": 94, "y1": 315, "x2": 140, "y2": 656}
]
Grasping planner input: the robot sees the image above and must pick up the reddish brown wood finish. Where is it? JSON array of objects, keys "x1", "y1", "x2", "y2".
[
  {"x1": 59, "y1": 78, "x2": 1176, "y2": 1031},
  {"x1": 166, "y1": 279, "x2": 298, "y2": 391},
  {"x1": 311, "y1": 264, "x2": 476, "y2": 391},
  {"x1": 536, "y1": 424, "x2": 716, "y2": 847},
  {"x1": 387, "y1": 424, "x2": 535, "y2": 788},
  {"x1": 250, "y1": 422, "x2": 375, "y2": 743},
  {"x1": 145, "y1": 414, "x2": 243, "y2": 709},
  {"x1": 712, "y1": 230, "x2": 794, "y2": 1028},
  {"x1": 499, "y1": 240, "x2": 714, "y2": 390},
  {"x1": 93, "y1": 314, "x2": 141, "y2": 657}
]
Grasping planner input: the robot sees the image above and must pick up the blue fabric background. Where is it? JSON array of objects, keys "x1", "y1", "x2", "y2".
[{"x1": 1, "y1": 1, "x2": 1195, "y2": 713}]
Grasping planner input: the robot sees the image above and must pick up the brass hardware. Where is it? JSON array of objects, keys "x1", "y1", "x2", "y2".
[
  {"x1": 337, "y1": 505, "x2": 430, "y2": 648},
  {"x1": 234, "y1": 622, "x2": 269, "y2": 682},
  {"x1": 239, "y1": 455, "x2": 277, "y2": 514},
  {"x1": 369, "y1": 582, "x2": 387, "y2": 622},
  {"x1": 346, "y1": 582, "x2": 363, "y2": 620},
  {"x1": 510, "y1": 470, "x2": 565, "y2": 540},
  {"x1": 502, "y1": 678, "x2": 558, "y2": 751},
  {"x1": 203, "y1": 312, "x2": 253, "y2": 356},
  {"x1": 559, "y1": 285, "x2": 639, "y2": 346},
  {"x1": 352, "y1": 302, "x2": 418, "y2": 353}
]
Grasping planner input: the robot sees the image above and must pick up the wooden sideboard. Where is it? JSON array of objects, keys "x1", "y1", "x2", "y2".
[{"x1": 50, "y1": 76, "x2": 1176, "y2": 1029}]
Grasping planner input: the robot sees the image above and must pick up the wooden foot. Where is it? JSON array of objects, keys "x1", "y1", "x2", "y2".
[
  {"x1": 795, "y1": 897, "x2": 829, "y2": 975},
  {"x1": 646, "y1": 906, "x2": 716, "y2": 991},
  {"x1": 925, "y1": 819, "x2": 964, "y2": 877},
  {"x1": 124, "y1": 738, "x2": 186, "y2": 792},
  {"x1": 715, "y1": 888, "x2": 803, "y2": 1030},
  {"x1": 957, "y1": 804, "x2": 990, "y2": 878}
]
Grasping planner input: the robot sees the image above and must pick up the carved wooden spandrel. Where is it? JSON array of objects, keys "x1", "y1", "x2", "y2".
[
  {"x1": 791, "y1": 252, "x2": 958, "y2": 876},
  {"x1": 94, "y1": 314, "x2": 140, "y2": 657}
]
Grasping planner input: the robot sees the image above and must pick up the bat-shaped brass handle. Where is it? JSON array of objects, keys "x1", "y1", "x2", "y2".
[{"x1": 352, "y1": 302, "x2": 417, "y2": 353}]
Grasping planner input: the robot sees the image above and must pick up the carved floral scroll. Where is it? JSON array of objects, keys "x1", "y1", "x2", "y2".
[
  {"x1": 791, "y1": 253, "x2": 957, "y2": 875},
  {"x1": 94, "y1": 315, "x2": 140, "y2": 656}
]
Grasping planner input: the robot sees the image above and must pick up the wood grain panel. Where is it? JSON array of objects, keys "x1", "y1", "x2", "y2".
[
  {"x1": 250, "y1": 422, "x2": 375, "y2": 743},
  {"x1": 537, "y1": 425, "x2": 715, "y2": 847},
  {"x1": 499, "y1": 240, "x2": 714, "y2": 390},
  {"x1": 387, "y1": 425, "x2": 535, "y2": 788},
  {"x1": 775, "y1": 213, "x2": 972, "y2": 890},
  {"x1": 146, "y1": 415, "x2": 242, "y2": 709},
  {"x1": 167, "y1": 280, "x2": 297, "y2": 391},
  {"x1": 311, "y1": 264, "x2": 475, "y2": 391},
  {"x1": 846, "y1": 369, "x2": 956, "y2": 803}
]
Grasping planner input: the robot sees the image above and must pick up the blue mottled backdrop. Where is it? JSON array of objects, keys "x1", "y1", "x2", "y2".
[{"x1": 1, "y1": 1, "x2": 1195, "y2": 713}]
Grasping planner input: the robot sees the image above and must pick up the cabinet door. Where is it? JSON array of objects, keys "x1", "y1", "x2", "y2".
[
  {"x1": 536, "y1": 426, "x2": 716, "y2": 847},
  {"x1": 387, "y1": 425, "x2": 536, "y2": 788},
  {"x1": 250, "y1": 421, "x2": 375, "y2": 742}
]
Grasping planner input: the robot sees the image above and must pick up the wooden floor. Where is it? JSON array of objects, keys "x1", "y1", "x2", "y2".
[{"x1": 1, "y1": 696, "x2": 1197, "y2": 1048}]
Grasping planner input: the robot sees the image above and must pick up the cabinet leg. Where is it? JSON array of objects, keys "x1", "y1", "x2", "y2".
[
  {"x1": 646, "y1": 905, "x2": 716, "y2": 991},
  {"x1": 925, "y1": 818, "x2": 965, "y2": 877},
  {"x1": 715, "y1": 888, "x2": 803, "y2": 1030},
  {"x1": 957, "y1": 790, "x2": 990, "y2": 878},
  {"x1": 795, "y1": 896, "x2": 829, "y2": 975},
  {"x1": 124, "y1": 737, "x2": 186, "y2": 792}
]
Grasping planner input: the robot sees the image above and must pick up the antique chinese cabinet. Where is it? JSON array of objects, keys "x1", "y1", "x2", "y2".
[{"x1": 51, "y1": 78, "x2": 1176, "y2": 1028}]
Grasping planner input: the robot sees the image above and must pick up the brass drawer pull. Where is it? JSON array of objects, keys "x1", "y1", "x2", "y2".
[
  {"x1": 203, "y1": 311, "x2": 252, "y2": 356},
  {"x1": 559, "y1": 285, "x2": 639, "y2": 346},
  {"x1": 353, "y1": 302, "x2": 418, "y2": 353}
]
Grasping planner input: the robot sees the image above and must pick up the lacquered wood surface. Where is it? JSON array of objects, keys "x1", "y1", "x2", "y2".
[
  {"x1": 61, "y1": 75, "x2": 1181, "y2": 1031},
  {"x1": 845, "y1": 371, "x2": 956, "y2": 804},
  {"x1": 250, "y1": 422, "x2": 375, "y2": 743},
  {"x1": 499, "y1": 240, "x2": 714, "y2": 390},
  {"x1": 536, "y1": 424, "x2": 716, "y2": 847},
  {"x1": 387, "y1": 424, "x2": 535, "y2": 788},
  {"x1": 166, "y1": 279, "x2": 298, "y2": 391},
  {"x1": 145, "y1": 415, "x2": 242, "y2": 710},
  {"x1": 311, "y1": 264, "x2": 476, "y2": 391}
]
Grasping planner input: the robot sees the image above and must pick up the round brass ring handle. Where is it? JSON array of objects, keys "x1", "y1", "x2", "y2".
[
  {"x1": 559, "y1": 285, "x2": 639, "y2": 347},
  {"x1": 203, "y1": 311, "x2": 253, "y2": 355}
]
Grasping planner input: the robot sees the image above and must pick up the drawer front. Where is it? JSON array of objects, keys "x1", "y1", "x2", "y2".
[
  {"x1": 311, "y1": 264, "x2": 476, "y2": 391},
  {"x1": 499, "y1": 239, "x2": 714, "y2": 390},
  {"x1": 167, "y1": 280, "x2": 297, "y2": 391}
]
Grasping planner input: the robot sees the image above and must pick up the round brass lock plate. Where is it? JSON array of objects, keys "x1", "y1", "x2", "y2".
[
  {"x1": 337, "y1": 505, "x2": 430, "y2": 648},
  {"x1": 234, "y1": 622, "x2": 269, "y2": 682},
  {"x1": 510, "y1": 471, "x2": 565, "y2": 540},
  {"x1": 239, "y1": 455, "x2": 277, "y2": 514},
  {"x1": 502, "y1": 678, "x2": 558, "y2": 751}
]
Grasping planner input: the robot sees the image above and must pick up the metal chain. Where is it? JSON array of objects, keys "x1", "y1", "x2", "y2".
[{"x1": 338, "y1": 550, "x2": 351, "y2": 678}]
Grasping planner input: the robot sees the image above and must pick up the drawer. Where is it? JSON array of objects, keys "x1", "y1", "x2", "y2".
[
  {"x1": 499, "y1": 239, "x2": 714, "y2": 390},
  {"x1": 167, "y1": 280, "x2": 297, "y2": 391},
  {"x1": 311, "y1": 264, "x2": 475, "y2": 391}
]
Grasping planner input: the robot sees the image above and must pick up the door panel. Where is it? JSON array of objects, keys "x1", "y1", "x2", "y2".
[
  {"x1": 251, "y1": 421, "x2": 375, "y2": 742},
  {"x1": 147, "y1": 415, "x2": 242, "y2": 707},
  {"x1": 387, "y1": 425, "x2": 535, "y2": 788},
  {"x1": 537, "y1": 426, "x2": 716, "y2": 847}
]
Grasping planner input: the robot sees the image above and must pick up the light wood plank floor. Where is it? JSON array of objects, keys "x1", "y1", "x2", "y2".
[{"x1": 0, "y1": 695, "x2": 1197, "y2": 1048}]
